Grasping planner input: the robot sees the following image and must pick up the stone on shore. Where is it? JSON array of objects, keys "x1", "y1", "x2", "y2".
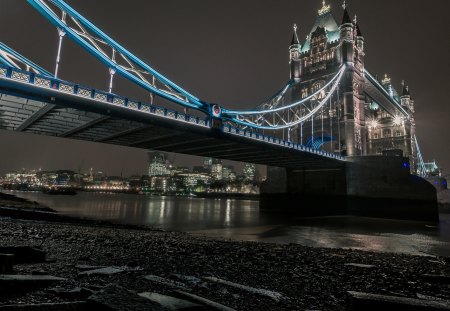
[
  {"x1": 172, "y1": 291, "x2": 237, "y2": 311},
  {"x1": 79, "y1": 267, "x2": 124, "y2": 276},
  {"x1": 0, "y1": 247, "x2": 45, "y2": 263},
  {"x1": 422, "y1": 274, "x2": 450, "y2": 284},
  {"x1": 344, "y1": 263, "x2": 376, "y2": 269},
  {"x1": 139, "y1": 292, "x2": 206, "y2": 310},
  {"x1": 143, "y1": 275, "x2": 188, "y2": 290},
  {"x1": 87, "y1": 284, "x2": 167, "y2": 311},
  {"x1": 0, "y1": 302, "x2": 87, "y2": 310},
  {"x1": 202, "y1": 276, "x2": 284, "y2": 301},
  {"x1": 0, "y1": 274, "x2": 66, "y2": 292},
  {"x1": 346, "y1": 291, "x2": 450, "y2": 310}
]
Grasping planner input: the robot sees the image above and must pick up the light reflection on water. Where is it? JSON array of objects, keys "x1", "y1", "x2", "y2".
[{"x1": 5, "y1": 191, "x2": 450, "y2": 257}]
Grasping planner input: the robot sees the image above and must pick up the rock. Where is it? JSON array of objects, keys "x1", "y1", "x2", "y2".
[
  {"x1": 172, "y1": 291, "x2": 237, "y2": 311},
  {"x1": 346, "y1": 291, "x2": 450, "y2": 310},
  {"x1": 0, "y1": 274, "x2": 66, "y2": 292},
  {"x1": 202, "y1": 276, "x2": 284, "y2": 302},
  {"x1": 139, "y1": 292, "x2": 207, "y2": 310},
  {"x1": 344, "y1": 263, "x2": 376, "y2": 269},
  {"x1": 75, "y1": 265, "x2": 106, "y2": 270},
  {"x1": 48, "y1": 286, "x2": 94, "y2": 299},
  {"x1": 87, "y1": 284, "x2": 166, "y2": 311},
  {"x1": 31, "y1": 269, "x2": 47, "y2": 276},
  {"x1": 0, "y1": 301, "x2": 87, "y2": 310},
  {"x1": 170, "y1": 274, "x2": 202, "y2": 285},
  {"x1": 0, "y1": 247, "x2": 45, "y2": 263},
  {"x1": 79, "y1": 267, "x2": 124, "y2": 276},
  {"x1": 422, "y1": 274, "x2": 450, "y2": 284},
  {"x1": 143, "y1": 275, "x2": 188, "y2": 290},
  {"x1": 0, "y1": 253, "x2": 14, "y2": 273}
]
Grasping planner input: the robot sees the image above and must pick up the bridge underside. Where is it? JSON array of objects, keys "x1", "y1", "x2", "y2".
[{"x1": 0, "y1": 91, "x2": 342, "y2": 170}]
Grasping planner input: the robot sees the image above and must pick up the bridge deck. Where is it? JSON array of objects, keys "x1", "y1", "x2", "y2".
[{"x1": 0, "y1": 66, "x2": 344, "y2": 169}]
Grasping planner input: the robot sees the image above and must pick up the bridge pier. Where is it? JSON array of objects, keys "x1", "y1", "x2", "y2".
[{"x1": 260, "y1": 156, "x2": 439, "y2": 222}]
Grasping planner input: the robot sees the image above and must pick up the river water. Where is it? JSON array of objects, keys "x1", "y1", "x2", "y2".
[{"x1": 6, "y1": 191, "x2": 450, "y2": 257}]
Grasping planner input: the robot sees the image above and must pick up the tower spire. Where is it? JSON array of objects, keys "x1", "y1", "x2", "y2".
[
  {"x1": 342, "y1": 0, "x2": 347, "y2": 10},
  {"x1": 291, "y1": 24, "x2": 300, "y2": 45}
]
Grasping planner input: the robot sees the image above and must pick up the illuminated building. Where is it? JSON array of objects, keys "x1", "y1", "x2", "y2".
[
  {"x1": 288, "y1": 1, "x2": 417, "y2": 172},
  {"x1": 148, "y1": 151, "x2": 168, "y2": 177},
  {"x1": 243, "y1": 163, "x2": 256, "y2": 182},
  {"x1": 211, "y1": 159, "x2": 223, "y2": 180}
]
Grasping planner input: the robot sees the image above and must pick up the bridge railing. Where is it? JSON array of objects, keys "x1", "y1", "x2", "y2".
[
  {"x1": 0, "y1": 64, "x2": 345, "y2": 161},
  {"x1": 223, "y1": 124, "x2": 345, "y2": 161},
  {"x1": 0, "y1": 65, "x2": 210, "y2": 128}
]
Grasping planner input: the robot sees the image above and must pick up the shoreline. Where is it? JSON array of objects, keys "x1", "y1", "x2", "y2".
[{"x1": 1, "y1": 192, "x2": 450, "y2": 310}]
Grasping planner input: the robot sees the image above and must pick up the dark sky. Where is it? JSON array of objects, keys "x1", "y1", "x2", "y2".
[{"x1": 0, "y1": 0, "x2": 449, "y2": 176}]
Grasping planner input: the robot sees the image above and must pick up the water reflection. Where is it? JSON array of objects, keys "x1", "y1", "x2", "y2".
[{"x1": 5, "y1": 191, "x2": 450, "y2": 257}]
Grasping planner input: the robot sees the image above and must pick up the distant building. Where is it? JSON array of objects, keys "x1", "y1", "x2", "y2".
[
  {"x1": 222, "y1": 165, "x2": 235, "y2": 181},
  {"x1": 211, "y1": 159, "x2": 223, "y2": 180},
  {"x1": 243, "y1": 163, "x2": 257, "y2": 182},
  {"x1": 148, "y1": 151, "x2": 168, "y2": 177},
  {"x1": 203, "y1": 157, "x2": 213, "y2": 171}
]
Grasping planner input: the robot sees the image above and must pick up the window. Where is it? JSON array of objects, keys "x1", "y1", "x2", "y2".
[
  {"x1": 383, "y1": 129, "x2": 391, "y2": 137},
  {"x1": 301, "y1": 88, "x2": 308, "y2": 98},
  {"x1": 373, "y1": 133, "x2": 379, "y2": 139},
  {"x1": 395, "y1": 130, "x2": 402, "y2": 137}
]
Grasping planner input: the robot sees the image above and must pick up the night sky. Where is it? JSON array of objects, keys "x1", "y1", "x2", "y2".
[{"x1": 0, "y1": 0, "x2": 449, "y2": 177}]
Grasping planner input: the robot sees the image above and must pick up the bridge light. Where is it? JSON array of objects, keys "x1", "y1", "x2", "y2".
[
  {"x1": 393, "y1": 115, "x2": 403, "y2": 126},
  {"x1": 369, "y1": 119, "x2": 378, "y2": 129}
]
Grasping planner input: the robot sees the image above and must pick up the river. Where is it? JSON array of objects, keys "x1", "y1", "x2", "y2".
[{"x1": 6, "y1": 191, "x2": 450, "y2": 257}]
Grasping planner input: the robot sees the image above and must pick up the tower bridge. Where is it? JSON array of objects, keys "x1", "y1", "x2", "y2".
[{"x1": 0, "y1": 0, "x2": 439, "y2": 221}]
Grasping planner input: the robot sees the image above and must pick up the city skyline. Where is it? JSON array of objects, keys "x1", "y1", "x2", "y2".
[{"x1": 0, "y1": 0, "x2": 448, "y2": 175}]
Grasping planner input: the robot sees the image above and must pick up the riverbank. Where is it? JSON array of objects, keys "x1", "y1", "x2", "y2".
[{"x1": 0, "y1": 193, "x2": 449, "y2": 310}]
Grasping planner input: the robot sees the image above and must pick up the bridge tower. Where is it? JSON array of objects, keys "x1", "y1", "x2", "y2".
[
  {"x1": 339, "y1": 6, "x2": 366, "y2": 156},
  {"x1": 290, "y1": 1, "x2": 367, "y2": 156}
]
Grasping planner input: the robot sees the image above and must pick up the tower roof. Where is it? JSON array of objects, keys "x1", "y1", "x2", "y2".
[
  {"x1": 341, "y1": 7, "x2": 352, "y2": 25},
  {"x1": 355, "y1": 22, "x2": 363, "y2": 37},
  {"x1": 290, "y1": 24, "x2": 300, "y2": 46},
  {"x1": 401, "y1": 83, "x2": 410, "y2": 96},
  {"x1": 300, "y1": 4, "x2": 340, "y2": 53}
]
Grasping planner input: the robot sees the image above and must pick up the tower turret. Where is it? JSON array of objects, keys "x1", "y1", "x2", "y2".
[
  {"x1": 289, "y1": 24, "x2": 301, "y2": 81},
  {"x1": 382, "y1": 74, "x2": 394, "y2": 98},
  {"x1": 354, "y1": 16, "x2": 364, "y2": 53},
  {"x1": 400, "y1": 81, "x2": 414, "y2": 113},
  {"x1": 339, "y1": 2, "x2": 354, "y2": 64}
]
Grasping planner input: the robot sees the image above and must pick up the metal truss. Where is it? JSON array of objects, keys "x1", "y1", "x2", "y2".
[
  {"x1": 27, "y1": 0, "x2": 206, "y2": 111},
  {"x1": 0, "y1": 42, "x2": 51, "y2": 76},
  {"x1": 414, "y1": 135, "x2": 428, "y2": 177},
  {"x1": 222, "y1": 65, "x2": 345, "y2": 130}
]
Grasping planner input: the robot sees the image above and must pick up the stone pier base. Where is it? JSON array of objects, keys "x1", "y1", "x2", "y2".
[{"x1": 260, "y1": 156, "x2": 439, "y2": 222}]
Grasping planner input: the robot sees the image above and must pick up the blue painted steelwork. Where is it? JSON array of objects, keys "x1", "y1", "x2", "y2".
[
  {"x1": 414, "y1": 135, "x2": 428, "y2": 177},
  {"x1": 0, "y1": 64, "x2": 210, "y2": 128},
  {"x1": 0, "y1": 42, "x2": 52, "y2": 76},
  {"x1": 224, "y1": 66, "x2": 346, "y2": 130},
  {"x1": 0, "y1": 64, "x2": 345, "y2": 162},
  {"x1": 27, "y1": 0, "x2": 206, "y2": 111},
  {"x1": 222, "y1": 65, "x2": 345, "y2": 116},
  {"x1": 306, "y1": 135, "x2": 335, "y2": 150}
]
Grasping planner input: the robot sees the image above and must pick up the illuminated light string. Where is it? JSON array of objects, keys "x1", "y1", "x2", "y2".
[
  {"x1": 225, "y1": 66, "x2": 345, "y2": 130},
  {"x1": 223, "y1": 65, "x2": 345, "y2": 116}
]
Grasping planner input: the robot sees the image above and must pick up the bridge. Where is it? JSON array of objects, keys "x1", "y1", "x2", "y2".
[{"x1": 0, "y1": 0, "x2": 439, "y2": 221}]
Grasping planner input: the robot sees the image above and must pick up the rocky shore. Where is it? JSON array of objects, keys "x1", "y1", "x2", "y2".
[{"x1": 0, "y1": 193, "x2": 450, "y2": 310}]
